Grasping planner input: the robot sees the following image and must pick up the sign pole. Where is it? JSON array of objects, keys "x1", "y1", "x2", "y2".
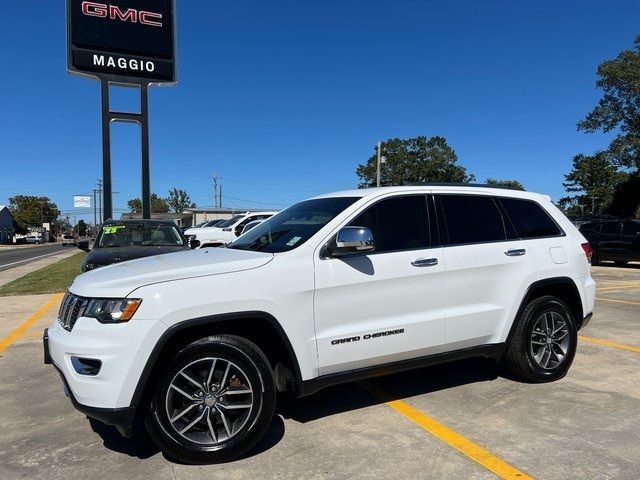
[
  {"x1": 141, "y1": 85, "x2": 151, "y2": 219},
  {"x1": 100, "y1": 79, "x2": 113, "y2": 221}
]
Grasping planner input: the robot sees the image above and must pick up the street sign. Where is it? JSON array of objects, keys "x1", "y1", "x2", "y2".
[
  {"x1": 73, "y1": 196, "x2": 92, "y2": 208},
  {"x1": 67, "y1": 0, "x2": 176, "y2": 84}
]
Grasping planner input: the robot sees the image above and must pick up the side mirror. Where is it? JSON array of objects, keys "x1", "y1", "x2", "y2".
[
  {"x1": 190, "y1": 239, "x2": 201, "y2": 249},
  {"x1": 329, "y1": 226, "x2": 375, "y2": 257},
  {"x1": 77, "y1": 240, "x2": 91, "y2": 252}
]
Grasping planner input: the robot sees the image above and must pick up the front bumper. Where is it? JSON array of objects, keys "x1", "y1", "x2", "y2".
[{"x1": 44, "y1": 315, "x2": 165, "y2": 436}]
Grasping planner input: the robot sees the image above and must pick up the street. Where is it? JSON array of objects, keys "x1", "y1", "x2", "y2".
[{"x1": 0, "y1": 244, "x2": 68, "y2": 273}]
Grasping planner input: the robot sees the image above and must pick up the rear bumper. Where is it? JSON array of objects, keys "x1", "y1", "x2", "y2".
[{"x1": 44, "y1": 328, "x2": 136, "y2": 437}]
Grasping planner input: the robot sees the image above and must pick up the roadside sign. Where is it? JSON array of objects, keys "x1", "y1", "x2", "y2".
[
  {"x1": 73, "y1": 196, "x2": 91, "y2": 208},
  {"x1": 67, "y1": 0, "x2": 176, "y2": 84}
]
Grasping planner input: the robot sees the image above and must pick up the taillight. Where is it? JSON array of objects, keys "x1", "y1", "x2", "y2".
[{"x1": 581, "y1": 243, "x2": 593, "y2": 263}]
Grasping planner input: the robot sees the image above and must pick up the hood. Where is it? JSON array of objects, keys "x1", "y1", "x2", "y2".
[
  {"x1": 86, "y1": 245, "x2": 188, "y2": 267},
  {"x1": 71, "y1": 247, "x2": 274, "y2": 298}
]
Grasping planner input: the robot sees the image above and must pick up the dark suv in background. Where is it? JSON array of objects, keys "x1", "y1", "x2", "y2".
[{"x1": 579, "y1": 219, "x2": 640, "y2": 266}]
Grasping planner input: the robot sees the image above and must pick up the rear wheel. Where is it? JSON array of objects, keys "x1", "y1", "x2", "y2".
[
  {"x1": 146, "y1": 335, "x2": 276, "y2": 464},
  {"x1": 591, "y1": 250, "x2": 600, "y2": 266},
  {"x1": 503, "y1": 295, "x2": 577, "y2": 382},
  {"x1": 614, "y1": 260, "x2": 628, "y2": 267}
]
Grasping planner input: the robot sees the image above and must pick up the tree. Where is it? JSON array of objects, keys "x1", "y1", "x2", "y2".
[
  {"x1": 127, "y1": 194, "x2": 169, "y2": 214},
  {"x1": 578, "y1": 36, "x2": 640, "y2": 170},
  {"x1": 485, "y1": 178, "x2": 525, "y2": 190},
  {"x1": 8, "y1": 195, "x2": 60, "y2": 231},
  {"x1": 561, "y1": 152, "x2": 627, "y2": 214},
  {"x1": 166, "y1": 188, "x2": 196, "y2": 213},
  {"x1": 356, "y1": 136, "x2": 475, "y2": 188},
  {"x1": 75, "y1": 220, "x2": 88, "y2": 237}
]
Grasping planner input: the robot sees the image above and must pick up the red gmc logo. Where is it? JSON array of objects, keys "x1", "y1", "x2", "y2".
[{"x1": 81, "y1": 1, "x2": 163, "y2": 27}]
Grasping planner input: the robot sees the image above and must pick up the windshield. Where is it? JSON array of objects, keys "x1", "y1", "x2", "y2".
[
  {"x1": 228, "y1": 197, "x2": 359, "y2": 253},
  {"x1": 95, "y1": 223, "x2": 185, "y2": 248},
  {"x1": 216, "y1": 215, "x2": 245, "y2": 228}
]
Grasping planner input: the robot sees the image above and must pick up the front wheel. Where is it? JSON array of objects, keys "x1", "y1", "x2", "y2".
[
  {"x1": 146, "y1": 334, "x2": 276, "y2": 464},
  {"x1": 503, "y1": 295, "x2": 577, "y2": 382}
]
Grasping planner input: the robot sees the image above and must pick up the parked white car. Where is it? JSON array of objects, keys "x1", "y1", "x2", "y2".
[
  {"x1": 25, "y1": 234, "x2": 43, "y2": 244},
  {"x1": 185, "y1": 211, "x2": 277, "y2": 248},
  {"x1": 240, "y1": 219, "x2": 265, "y2": 235},
  {"x1": 62, "y1": 234, "x2": 77, "y2": 247},
  {"x1": 45, "y1": 185, "x2": 595, "y2": 464}
]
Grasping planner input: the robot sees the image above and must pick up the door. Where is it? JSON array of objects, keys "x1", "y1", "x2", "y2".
[
  {"x1": 435, "y1": 194, "x2": 537, "y2": 349},
  {"x1": 599, "y1": 221, "x2": 623, "y2": 259},
  {"x1": 314, "y1": 194, "x2": 446, "y2": 375},
  {"x1": 621, "y1": 221, "x2": 640, "y2": 261}
]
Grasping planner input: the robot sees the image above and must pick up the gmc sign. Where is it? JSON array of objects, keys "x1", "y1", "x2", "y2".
[{"x1": 67, "y1": 0, "x2": 176, "y2": 83}]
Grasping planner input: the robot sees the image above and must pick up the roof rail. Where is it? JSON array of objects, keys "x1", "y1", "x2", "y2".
[{"x1": 403, "y1": 182, "x2": 517, "y2": 190}]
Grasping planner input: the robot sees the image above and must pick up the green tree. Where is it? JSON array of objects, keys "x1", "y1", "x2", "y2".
[
  {"x1": 127, "y1": 194, "x2": 169, "y2": 214},
  {"x1": 356, "y1": 136, "x2": 475, "y2": 188},
  {"x1": 485, "y1": 178, "x2": 525, "y2": 190},
  {"x1": 561, "y1": 152, "x2": 627, "y2": 215},
  {"x1": 8, "y1": 195, "x2": 60, "y2": 231},
  {"x1": 166, "y1": 188, "x2": 196, "y2": 213},
  {"x1": 578, "y1": 36, "x2": 640, "y2": 170},
  {"x1": 74, "y1": 220, "x2": 88, "y2": 236}
]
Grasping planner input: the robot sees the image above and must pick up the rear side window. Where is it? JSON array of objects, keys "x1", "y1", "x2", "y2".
[
  {"x1": 622, "y1": 221, "x2": 640, "y2": 236},
  {"x1": 349, "y1": 195, "x2": 429, "y2": 253},
  {"x1": 499, "y1": 197, "x2": 562, "y2": 239},
  {"x1": 438, "y1": 195, "x2": 506, "y2": 245}
]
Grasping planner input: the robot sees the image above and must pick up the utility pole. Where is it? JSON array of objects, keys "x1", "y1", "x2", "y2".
[
  {"x1": 219, "y1": 184, "x2": 223, "y2": 209},
  {"x1": 93, "y1": 189, "x2": 98, "y2": 228},
  {"x1": 213, "y1": 173, "x2": 218, "y2": 209},
  {"x1": 97, "y1": 179, "x2": 103, "y2": 224},
  {"x1": 376, "y1": 141, "x2": 382, "y2": 188}
]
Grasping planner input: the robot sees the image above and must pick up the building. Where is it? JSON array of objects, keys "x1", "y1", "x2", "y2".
[
  {"x1": 0, "y1": 206, "x2": 15, "y2": 244},
  {"x1": 119, "y1": 212, "x2": 193, "y2": 228}
]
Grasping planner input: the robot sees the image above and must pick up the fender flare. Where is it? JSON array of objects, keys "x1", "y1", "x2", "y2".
[{"x1": 129, "y1": 311, "x2": 303, "y2": 409}]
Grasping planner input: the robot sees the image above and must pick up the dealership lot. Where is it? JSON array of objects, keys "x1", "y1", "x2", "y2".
[{"x1": 0, "y1": 265, "x2": 638, "y2": 479}]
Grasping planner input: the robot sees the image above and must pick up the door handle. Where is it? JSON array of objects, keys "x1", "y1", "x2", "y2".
[
  {"x1": 411, "y1": 258, "x2": 439, "y2": 267},
  {"x1": 505, "y1": 248, "x2": 526, "y2": 257}
]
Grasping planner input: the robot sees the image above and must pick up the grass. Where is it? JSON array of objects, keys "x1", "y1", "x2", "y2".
[{"x1": 0, "y1": 252, "x2": 86, "y2": 297}]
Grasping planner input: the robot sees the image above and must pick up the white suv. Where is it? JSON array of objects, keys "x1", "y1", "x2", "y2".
[
  {"x1": 44, "y1": 185, "x2": 595, "y2": 464},
  {"x1": 184, "y1": 211, "x2": 278, "y2": 248}
]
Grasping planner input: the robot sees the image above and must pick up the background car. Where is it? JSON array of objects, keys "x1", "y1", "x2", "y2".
[
  {"x1": 78, "y1": 220, "x2": 191, "y2": 272},
  {"x1": 579, "y1": 219, "x2": 640, "y2": 266},
  {"x1": 61, "y1": 234, "x2": 77, "y2": 246},
  {"x1": 25, "y1": 235, "x2": 43, "y2": 244},
  {"x1": 240, "y1": 219, "x2": 265, "y2": 235},
  {"x1": 187, "y1": 211, "x2": 278, "y2": 248}
]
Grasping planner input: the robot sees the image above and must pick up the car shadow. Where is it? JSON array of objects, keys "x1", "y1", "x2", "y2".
[
  {"x1": 279, "y1": 357, "x2": 501, "y2": 423},
  {"x1": 594, "y1": 262, "x2": 640, "y2": 269},
  {"x1": 90, "y1": 358, "x2": 500, "y2": 462}
]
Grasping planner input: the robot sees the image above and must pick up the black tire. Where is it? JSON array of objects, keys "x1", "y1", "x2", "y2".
[
  {"x1": 503, "y1": 295, "x2": 577, "y2": 383},
  {"x1": 614, "y1": 260, "x2": 628, "y2": 267},
  {"x1": 591, "y1": 250, "x2": 600, "y2": 266},
  {"x1": 146, "y1": 334, "x2": 276, "y2": 464}
]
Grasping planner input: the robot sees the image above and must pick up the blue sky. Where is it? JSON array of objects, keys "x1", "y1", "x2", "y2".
[{"x1": 1, "y1": 1, "x2": 639, "y2": 223}]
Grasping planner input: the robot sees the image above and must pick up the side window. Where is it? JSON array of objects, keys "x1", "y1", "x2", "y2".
[
  {"x1": 601, "y1": 222, "x2": 621, "y2": 235},
  {"x1": 438, "y1": 194, "x2": 506, "y2": 245},
  {"x1": 499, "y1": 197, "x2": 562, "y2": 239},
  {"x1": 622, "y1": 221, "x2": 640, "y2": 236},
  {"x1": 349, "y1": 195, "x2": 429, "y2": 253}
]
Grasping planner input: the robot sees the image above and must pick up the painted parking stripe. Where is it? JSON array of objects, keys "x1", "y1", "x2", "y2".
[
  {"x1": 0, "y1": 292, "x2": 64, "y2": 354},
  {"x1": 579, "y1": 335, "x2": 640, "y2": 354},
  {"x1": 596, "y1": 284, "x2": 640, "y2": 292},
  {"x1": 361, "y1": 382, "x2": 533, "y2": 480},
  {"x1": 595, "y1": 297, "x2": 640, "y2": 306}
]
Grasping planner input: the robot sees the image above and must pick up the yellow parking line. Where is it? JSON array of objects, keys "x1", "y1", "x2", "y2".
[
  {"x1": 0, "y1": 292, "x2": 64, "y2": 354},
  {"x1": 579, "y1": 335, "x2": 640, "y2": 354},
  {"x1": 595, "y1": 297, "x2": 640, "y2": 306},
  {"x1": 361, "y1": 382, "x2": 533, "y2": 480},
  {"x1": 596, "y1": 284, "x2": 640, "y2": 292}
]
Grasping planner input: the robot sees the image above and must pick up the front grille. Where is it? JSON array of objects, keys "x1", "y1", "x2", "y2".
[{"x1": 57, "y1": 292, "x2": 89, "y2": 332}]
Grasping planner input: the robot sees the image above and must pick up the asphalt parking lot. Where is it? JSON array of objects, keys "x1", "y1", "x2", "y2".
[{"x1": 0, "y1": 265, "x2": 638, "y2": 480}]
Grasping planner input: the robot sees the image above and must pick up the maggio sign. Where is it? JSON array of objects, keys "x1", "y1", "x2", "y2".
[{"x1": 67, "y1": 0, "x2": 176, "y2": 83}]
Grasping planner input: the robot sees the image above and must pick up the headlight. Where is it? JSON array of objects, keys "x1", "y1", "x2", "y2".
[
  {"x1": 82, "y1": 262, "x2": 99, "y2": 272},
  {"x1": 84, "y1": 298, "x2": 142, "y2": 323}
]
